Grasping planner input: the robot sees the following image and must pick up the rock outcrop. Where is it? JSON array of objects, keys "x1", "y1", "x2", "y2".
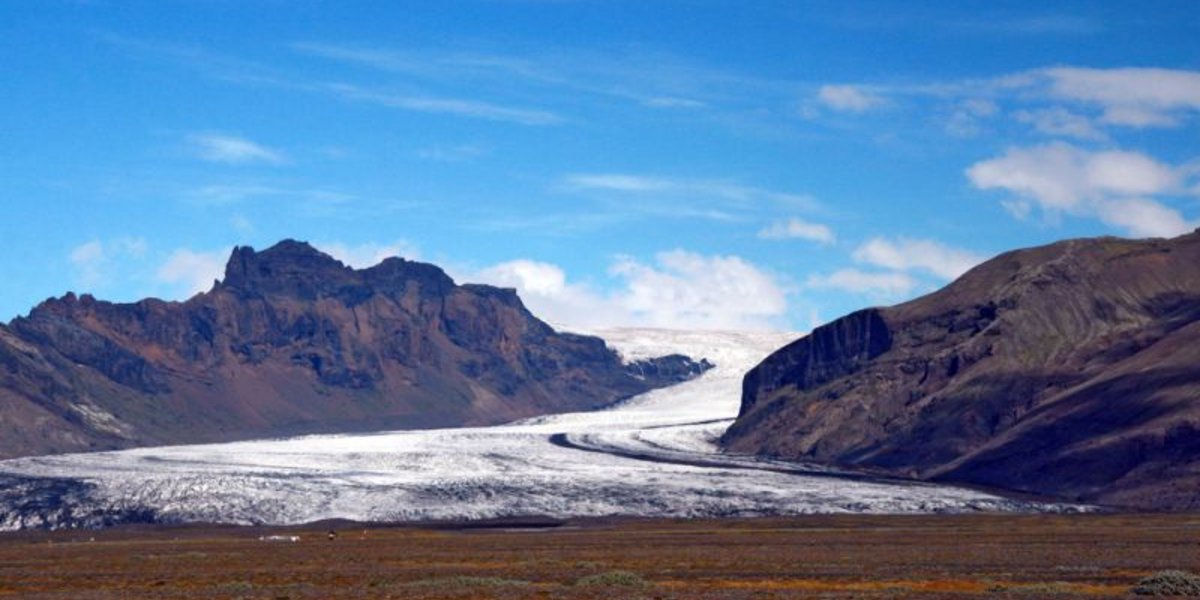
[
  {"x1": 724, "y1": 230, "x2": 1200, "y2": 510},
  {"x1": 0, "y1": 240, "x2": 708, "y2": 459}
]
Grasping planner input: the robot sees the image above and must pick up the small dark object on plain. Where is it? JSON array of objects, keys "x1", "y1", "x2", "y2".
[
  {"x1": 327, "y1": 530, "x2": 337, "y2": 541},
  {"x1": 1132, "y1": 570, "x2": 1200, "y2": 596}
]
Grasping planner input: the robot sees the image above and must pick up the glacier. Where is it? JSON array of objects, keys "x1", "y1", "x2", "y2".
[{"x1": 0, "y1": 328, "x2": 1070, "y2": 530}]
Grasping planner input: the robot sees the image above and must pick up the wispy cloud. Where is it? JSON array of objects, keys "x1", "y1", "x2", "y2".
[
  {"x1": 945, "y1": 14, "x2": 1104, "y2": 36},
  {"x1": 103, "y1": 35, "x2": 568, "y2": 127},
  {"x1": 811, "y1": 10, "x2": 1103, "y2": 37},
  {"x1": 68, "y1": 238, "x2": 148, "y2": 291},
  {"x1": 817, "y1": 85, "x2": 885, "y2": 112},
  {"x1": 186, "y1": 132, "x2": 287, "y2": 165},
  {"x1": 318, "y1": 240, "x2": 420, "y2": 268},
  {"x1": 183, "y1": 184, "x2": 354, "y2": 207},
  {"x1": 323, "y1": 82, "x2": 565, "y2": 126},
  {"x1": 758, "y1": 218, "x2": 836, "y2": 244},
  {"x1": 417, "y1": 143, "x2": 490, "y2": 162},
  {"x1": 69, "y1": 240, "x2": 108, "y2": 289},
  {"x1": 563, "y1": 173, "x2": 819, "y2": 210},
  {"x1": 98, "y1": 32, "x2": 293, "y2": 88},
  {"x1": 1013, "y1": 107, "x2": 1107, "y2": 141},
  {"x1": 292, "y1": 40, "x2": 811, "y2": 131},
  {"x1": 643, "y1": 96, "x2": 706, "y2": 109},
  {"x1": 806, "y1": 268, "x2": 917, "y2": 297},
  {"x1": 566, "y1": 174, "x2": 678, "y2": 193},
  {"x1": 156, "y1": 248, "x2": 229, "y2": 297},
  {"x1": 466, "y1": 211, "x2": 630, "y2": 235}
]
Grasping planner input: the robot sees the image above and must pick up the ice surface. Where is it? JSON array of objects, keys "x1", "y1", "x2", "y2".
[{"x1": 0, "y1": 328, "x2": 1074, "y2": 530}]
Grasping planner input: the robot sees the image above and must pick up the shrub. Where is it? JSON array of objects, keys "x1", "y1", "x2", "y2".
[
  {"x1": 1132, "y1": 570, "x2": 1200, "y2": 596},
  {"x1": 404, "y1": 576, "x2": 530, "y2": 589},
  {"x1": 575, "y1": 570, "x2": 647, "y2": 587},
  {"x1": 985, "y1": 581, "x2": 1083, "y2": 595}
]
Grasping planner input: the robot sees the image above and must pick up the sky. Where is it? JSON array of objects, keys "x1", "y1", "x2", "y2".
[{"x1": 2, "y1": 1, "x2": 1198, "y2": 331}]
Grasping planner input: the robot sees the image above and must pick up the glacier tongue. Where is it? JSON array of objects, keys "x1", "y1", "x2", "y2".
[{"x1": 0, "y1": 328, "x2": 1071, "y2": 530}]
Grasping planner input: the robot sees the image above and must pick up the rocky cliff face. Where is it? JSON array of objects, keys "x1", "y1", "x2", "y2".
[
  {"x1": 725, "y1": 230, "x2": 1200, "y2": 510},
  {"x1": 0, "y1": 241, "x2": 709, "y2": 459}
]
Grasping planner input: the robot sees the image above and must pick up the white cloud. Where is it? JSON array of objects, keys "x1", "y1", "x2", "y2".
[
  {"x1": 478, "y1": 260, "x2": 567, "y2": 296},
  {"x1": 806, "y1": 268, "x2": 917, "y2": 296},
  {"x1": 758, "y1": 218, "x2": 836, "y2": 244},
  {"x1": 852, "y1": 237, "x2": 986, "y2": 280},
  {"x1": 612, "y1": 251, "x2": 788, "y2": 329},
  {"x1": 473, "y1": 259, "x2": 621, "y2": 326},
  {"x1": 1100, "y1": 106, "x2": 1179, "y2": 128},
  {"x1": 944, "y1": 98, "x2": 999, "y2": 137},
  {"x1": 68, "y1": 238, "x2": 149, "y2": 290},
  {"x1": 230, "y1": 214, "x2": 254, "y2": 233},
  {"x1": 1094, "y1": 197, "x2": 1195, "y2": 239},
  {"x1": 469, "y1": 251, "x2": 790, "y2": 330},
  {"x1": 817, "y1": 84, "x2": 884, "y2": 112},
  {"x1": 156, "y1": 249, "x2": 228, "y2": 297},
  {"x1": 186, "y1": 132, "x2": 286, "y2": 165},
  {"x1": 319, "y1": 241, "x2": 420, "y2": 269},
  {"x1": 69, "y1": 241, "x2": 107, "y2": 288},
  {"x1": 967, "y1": 142, "x2": 1194, "y2": 237},
  {"x1": 1014, "y1": 107, "x2": 1106, "y2": 141},
  {"x1": 1042, "y1": 67, "x2": 1200, "y2": 128}
]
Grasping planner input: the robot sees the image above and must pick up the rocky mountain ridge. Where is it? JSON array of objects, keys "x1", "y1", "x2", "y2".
[{"x1": 0, "y1": 240, "x2": 709, "y2": 459}]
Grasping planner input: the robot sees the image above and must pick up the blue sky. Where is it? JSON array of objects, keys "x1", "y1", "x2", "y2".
[{"x1": 2, "y1": 1, "x2": 1198, "y2": 330}]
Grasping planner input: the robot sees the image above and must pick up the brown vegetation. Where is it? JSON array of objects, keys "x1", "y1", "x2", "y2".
[{"x1": 1, "y1": 514, "x2": 1198, "y2": 599}]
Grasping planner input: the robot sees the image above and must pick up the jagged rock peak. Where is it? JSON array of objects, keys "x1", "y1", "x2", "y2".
[
  {"x1": 362, "y1": 256, "x2": 456, "y2": 293},
  {"x1": 222, "y1": 240, "x2": 347, "y2": 289},
  {"x1": 220, "y1": 240, "x2": 459, "y2": 297}
]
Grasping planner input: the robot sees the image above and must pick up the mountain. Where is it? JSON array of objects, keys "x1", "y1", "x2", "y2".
[
  {"x1": 724, "y1": 230, "x2": 1200, "y2": 510},
  {"x1": 0, "y1": 240, "x2": 709, "y2": 459}
]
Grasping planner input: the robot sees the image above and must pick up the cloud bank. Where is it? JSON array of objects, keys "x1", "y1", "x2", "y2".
[
  {"x1": 471, "y1": 250, "x2": 790, "y2": 330},
  {"x1": 967, "y1": 142, "x2": 1195, "y2": 238}
]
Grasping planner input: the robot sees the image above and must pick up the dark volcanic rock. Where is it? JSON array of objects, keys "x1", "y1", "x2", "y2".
[
  {"x1": 724, "y1": 231, "x2": 1200, "y2": 510},
  {"x1": 0, "y1": 241, "x2": 709, "y2": 459},
  {"x1": 626, "y1": 354, "x2": 715, "y2": 383}
]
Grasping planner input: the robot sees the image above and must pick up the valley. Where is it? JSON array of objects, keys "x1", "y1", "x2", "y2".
[{"x1": 0, "y1": 328, "x2": 1056, "y2": 530}]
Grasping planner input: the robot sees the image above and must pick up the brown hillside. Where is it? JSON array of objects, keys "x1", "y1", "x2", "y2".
[
  {"x1": 0, "y1": 240, "x2": 707, "y2": 459},
  {"x1": 725, "y1": 230, "x2": 1200, "y2": 509}
]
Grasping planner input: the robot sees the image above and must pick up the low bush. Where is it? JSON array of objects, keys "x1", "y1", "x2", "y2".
[
  {"x1": 404, "y1": 575, "x2": 531, "y2": 589},
  {"x1": 1132, "y1": 570, "x2": 1200, "y2": 596},
  {"x1": 986, "y1": 581, "x2": 1079, "y2": 595},
  {"x1": 575, "y1": 570, "x2": 647, "y2": 587}
]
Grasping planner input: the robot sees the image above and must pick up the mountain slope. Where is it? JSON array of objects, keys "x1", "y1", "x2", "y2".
[
  {"x1": 724, "y1": 230, "x2": 1200, "y2": 510},
  {"x1": 0, "y1": 241, "x2": 707, "y2": 459}
]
